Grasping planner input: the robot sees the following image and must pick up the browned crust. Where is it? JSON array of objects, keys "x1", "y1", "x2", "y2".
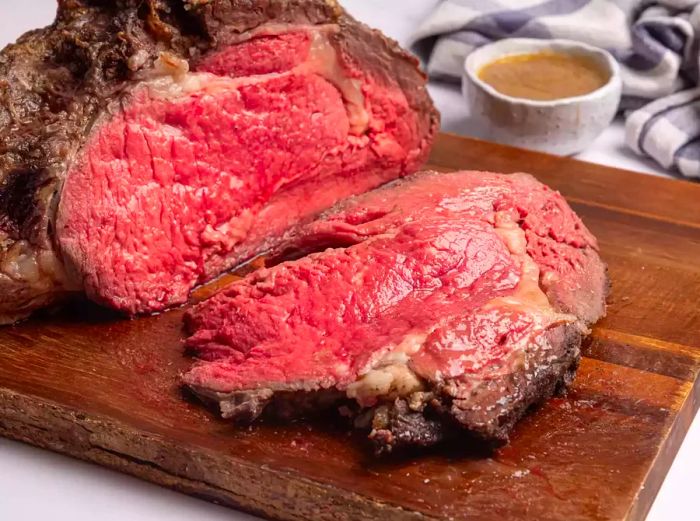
[
  {"x1": 366, "y1": 248, "x2": 608, "y2": 453},
  {"x1": 193, "y1": 322, "x2": 587, "y2": 455},
  {"x1": 440, "y1": 325, "x2": 581, "y2": 444}
]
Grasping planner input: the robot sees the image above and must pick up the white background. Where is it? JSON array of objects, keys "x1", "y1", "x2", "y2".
[{"x1": 0, "y1": 1, "x2": 697, "y2": 520}]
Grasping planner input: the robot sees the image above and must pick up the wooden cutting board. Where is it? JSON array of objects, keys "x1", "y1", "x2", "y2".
[{"x1": 1, "y1": 133, "x2": 699, "y2": 521}]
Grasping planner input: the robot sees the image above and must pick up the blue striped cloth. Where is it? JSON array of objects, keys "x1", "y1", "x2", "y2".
[{"x1": 411, "y1": 0, "x2": 700, "y2": 178}]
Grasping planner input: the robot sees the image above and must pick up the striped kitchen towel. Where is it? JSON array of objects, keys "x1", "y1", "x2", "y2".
[
  {"x1": 627, "y1": 87, "x2": 700, "y2": 178},
  {"x1": 411, "y1": 0, "x2": 700, "y2": 178}
]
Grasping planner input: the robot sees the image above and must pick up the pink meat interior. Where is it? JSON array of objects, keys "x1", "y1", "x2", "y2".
[
  {"x1": 56, "y1": 29, "x2": 427, "y2": 313},
  {"x1": 185, "y1": 218, "x2": 520, "y2": 391},
  {"x1": 183, "y1": 171, "x2": 606, "y2": 397}
]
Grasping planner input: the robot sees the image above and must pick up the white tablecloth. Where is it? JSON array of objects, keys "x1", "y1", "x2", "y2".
[{"x1": 0, "y1": 1, "x2": 696, "y2": 520}]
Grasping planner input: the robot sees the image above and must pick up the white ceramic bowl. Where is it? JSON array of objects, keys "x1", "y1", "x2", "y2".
[{"x1": 462, "y1": 38, "x2": 622, "y2": 156}]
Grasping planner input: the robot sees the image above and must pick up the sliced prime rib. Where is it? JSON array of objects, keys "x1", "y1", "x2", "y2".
[
  {"x1": 183, "y1": 170, "x2": 608, "y2": 453},
  {"x1": 0, "y1": 0, "x2": 437, "y2": 323}
]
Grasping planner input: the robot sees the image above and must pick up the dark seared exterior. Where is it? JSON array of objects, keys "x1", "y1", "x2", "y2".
[
  {"x1": 367, "y1": 324, "x2": 584, "y2": 453},
  {"x1": 0, "y1": 0, "x2": 438, "y2": 322}
]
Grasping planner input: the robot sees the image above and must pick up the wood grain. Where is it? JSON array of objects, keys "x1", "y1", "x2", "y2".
[{"x1": 1, "y1": 133, "x2": 699, "y2": 521}]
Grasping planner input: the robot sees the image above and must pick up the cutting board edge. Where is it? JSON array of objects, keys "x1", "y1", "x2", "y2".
[
  {"x1": 0, "y1": 386, "x2": 435, "y2": 521},
  {"x1": 625, "y1": 372, "x2": 700, "y2": 521}
]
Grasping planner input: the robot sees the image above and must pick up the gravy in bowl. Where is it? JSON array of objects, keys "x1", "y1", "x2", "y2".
[{"x1": 478, "y1": 51, "x2": 610, "y2": 101}]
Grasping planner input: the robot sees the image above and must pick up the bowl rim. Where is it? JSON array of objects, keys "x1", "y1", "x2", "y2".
[{"x1": 463, "y1": 37, "x2": 622, "y2": 107}]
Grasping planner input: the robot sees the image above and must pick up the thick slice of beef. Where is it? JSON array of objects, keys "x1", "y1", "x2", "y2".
[
  {"x1": 183, "y1": 170, "x2": 608, "y2": 453},
  {"x1": 0, "y1": 0, "x2": 437, "y2": 322}
]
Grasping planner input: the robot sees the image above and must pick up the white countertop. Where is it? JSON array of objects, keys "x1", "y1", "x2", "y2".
[{"x1": 0, "y1": 1, "x2": 697, "y2": 520}]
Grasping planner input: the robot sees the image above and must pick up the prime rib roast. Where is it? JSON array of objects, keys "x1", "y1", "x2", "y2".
[
  {"x1": 0, "y1": 0, "x2": 437, "y2": 323},
  {"x1": 184, "y1": 171, "x2": 608, "y2": 453},
  {"x1": 1, "y1": 1, "x2": 607, "y2": 453}
]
